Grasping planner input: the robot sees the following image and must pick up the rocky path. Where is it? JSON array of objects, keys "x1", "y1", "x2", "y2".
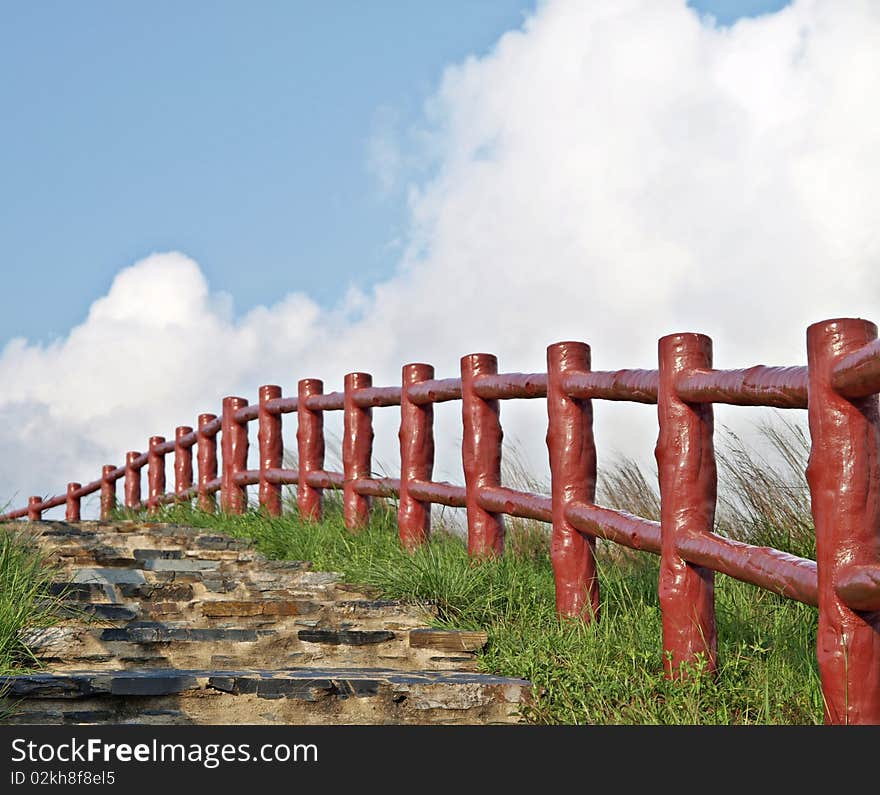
[{"x1": 0, "y1": 520, "x2": 531, "y2": 725}]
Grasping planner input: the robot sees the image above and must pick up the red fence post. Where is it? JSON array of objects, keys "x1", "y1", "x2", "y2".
[
  {"x1": 258, "y1": 385, "x2": 283, "y2": 517},
  {"x1": 343, "y1": 372, "x2": 373, "y2": 531},
  {"x1": 398, "y1": 363, "x2": 435, "y2": 549},
  {"x1": 65, "y1": 482, "x2": 81, "y2": 522},
  {"x1": 546, "y1": 341, "x2": 599, "y2": 620},
  {"x1": 124, "y1": 451, "x2": 141, "y2": 512},
  {"x1": 656, "y1": 333, "x2": 717, "y2": 678},
  {"x1": 461, "y1": 353, "x2": 504, "y2": 557},
  {"x1": 806, "y1": 317, "x2": 880, "y2": 724},
  {"x1": 101, "y1": 464, "x2": 116, "y2": 520},
  {"x1": 297, "y1": 378, "x2": 324, "y2": 522},
  {"x1": 197, "y1": 413, "x2": 218, "y2": 513},
  {"x1": 147, "y1": 435, "x2": 166, "y2": 515},
  {"x1": 175, "y1": 426, "x2": 194, "y2": 498},
  {"x1": 27, "y1": 496, "x2": 42, "y2": 522},
  {"x1": 221, "y1": 397, "x2": 249, "y2": 515}
]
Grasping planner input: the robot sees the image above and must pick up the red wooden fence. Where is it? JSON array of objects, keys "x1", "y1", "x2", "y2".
[{"x1": 3, "y1": 316, "x2": 880, "y2": 725}]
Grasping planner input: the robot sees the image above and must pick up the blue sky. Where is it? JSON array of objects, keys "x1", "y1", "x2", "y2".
[
  {"x1": 3, "y1": 0, "x2": 877, "y2": 514},
  {"x1": 1, "y1": 0, "x2": 790, "y2": 349}
]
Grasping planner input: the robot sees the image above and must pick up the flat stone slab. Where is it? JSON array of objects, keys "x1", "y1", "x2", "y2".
[
  {"x1": 71, "y1": 568, "x2": 146, "y2": 585},
  {"x1": 141, "y1": 559, "x2": 219, "y2": 572},
  {"x1": 0, "y1": 667, "x2": 531, "y2": 701},
  {"x1": 298, "y1": 629, "x2": 396, "y2": 646}
]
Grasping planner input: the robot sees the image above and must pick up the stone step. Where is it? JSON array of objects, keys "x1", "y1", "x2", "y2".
[
  {"x1": 49, "y1": 596, "x2": 437, "y2": 631},
  {"x1": 0, "y1": 667, "x2": 531, "y2": 725},
  {"x1": 22, "y1": 624, "x2": 486, "y2": 672}
]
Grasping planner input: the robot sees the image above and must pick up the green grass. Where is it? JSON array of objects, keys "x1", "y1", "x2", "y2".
[
  {"x1": 0, "y1": 526, "x2": 68, "y2": 677},
  {"x1": 2, "y1": 412, "x2": 824, "y2": 724},
  {"x1": 144, "y1": 433, "x2": 824, "y2": 725}
]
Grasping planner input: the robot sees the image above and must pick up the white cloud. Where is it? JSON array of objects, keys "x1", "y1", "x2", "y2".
[{"x1": 2, "y1": 0, "x2": 879, "y2": 518}]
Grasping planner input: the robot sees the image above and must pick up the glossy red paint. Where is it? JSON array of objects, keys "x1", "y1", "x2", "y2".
[
  {"x1": 343, "y1": 372, "x2": 374, "y2": 531},
  {"x1": 124, "y1": 451, "x2": 141, "y2": 511},
  {"x1": 398, "y1": 363, "x2": 435, "y2": 549},
  {"x1": 27, "y1": 496, "x2": 42, "y2": 522},
  {"x1": 407, "y1": 480, "x2": 467, "y2": 508},
  {"x1": 221, "y1": 397, "x2": 249, "y2": 515},
  {"x1": 13, "y1": 316, "x2": 880, "y2": 725},
  {"x1": 656, "y1": 333, "x2": 717, "y2": 677},
  {"x1": 831, "y1": 337, "x2": 880, "y2": 400},
  {"x1": 807, "y1": 318, "x2": 880, "y2": 724},
  {"x1": 297, "y1": 378, "x2": 324, "y2": 522},
  {"x1": 461, "y1": 353, "x2": 504, "y2": 557},
  {"x1": 147, "y1": 436, "x2": 166, "y2": 514},
  {"x1": 197, "y1": 413, "x2": 218, "y2": 513},
  {"x1": 565, "y1": 501, "x2": 661, "y2": 553},
  {"x1": 258, "y1": 385, "x2": 283, "y2": 517},
  {"x1": 676, "y1": 365, "x2": 807, "y2": 408},
  {"x1": 174, "y1": 426, "x2": 194, "y2": 496},
  {"x1": 476, "y1": 485, "x2": 552, "y2": 522},
  {"x1": 562, "y1": 369, "x2": 658, "y2": 404},
  {"x1": 100, "y1": 465, "x2": 117, "y2": 520},
  {"x1": 547, "y1": 341, "x2": 599, "y2": 620},
  {"x1": 65, "y1": 482, "x2": 81, "y2": 522}
]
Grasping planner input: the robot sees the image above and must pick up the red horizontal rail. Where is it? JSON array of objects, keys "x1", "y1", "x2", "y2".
[
  {"x1": 305, "y1": 470, "x2": 345, "y2": 489},
  {"x1": 233, "y1": 470, "x2": 260, "y2": 487},
  {"x1": 175, "y1": 430, "x2": 198, "y2": 448},
  {"x1": 565, "y1": 501, "x2": 662, "y2": 553},
  {"x1": 262, "y1": 467, "x2": 298, "y2": 485},
  {"x1": 200, "y1": 416, "x2": 221, "y2": 436},
  {"x1": 406, "y1": 378, "x2": 462, "y2": 405},
  {"x1": 353, "y1": 386, "x2": 402, "y2": 408},
  {"x1": 129, "y1": 452, "x2": 148, "y2": 469},
  {"x1": 676, "y1": 532, "x2": 817, "y2": 606},
  {"x1": 352, "y1": 477, "x2": 401, "y2": 498},
  {"x1": 305, "y1": 392, "x2": 345, "y2": 412},
  {"x1": 477, "y1": 485, "x2": 552, "y2": 522},
  {"x1": 675, "y1": 366, "x2": 808, "y2": 408},
  {"x1": 561, "y1": 369, "x2": 658, "y2": 403},
  {"x1": 473, "y1": 373, "x2": 547, "y2": 400},
  {"x1": 69, "y1": 479, "x2": 103, "y2": 499},
  {"x1": 234, "y1": 404, "x2": 260, "y2": 423},
  {"x1": 265, "y1": 396, "x2": 298, "y2": 414},
  {"x1": 832, "y1": 337, "x2": 880, "y2": 399},
  {"x1": 408, "y1": 479, "x2": 467, "y2": 508},
  {"x1": 153, "y1": 439, "x2": 175, "y2": 456},
  {"x1": 9, "y1": 318, "x2": 880, "y2": 724},
  {"x1": 835, "y1": 564, "x2": 880, "y2": 611}
]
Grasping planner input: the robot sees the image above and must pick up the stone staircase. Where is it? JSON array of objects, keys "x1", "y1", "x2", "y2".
[{"x1": 0, "y1": 520, "x2": 532, "y2": 725}]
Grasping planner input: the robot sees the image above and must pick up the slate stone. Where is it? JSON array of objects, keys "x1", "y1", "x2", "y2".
[
  {"x1": 297, "y1": 629, "x2": 395, "y2": 646},
  {"x1": 65, "y1": 710, "x2": 115, "y2": 723},
  {"x1": 133, "y1": 549, "x2": 184, "y2": 561},
  {"x1": 141, "y1": 559, "x2": 219, "y2": 572},
  {"x1": 72, "y1": 568, "x2": 146, "y2": 585},
  {"x1": 109, "y1": 674, "x2": 199, "y2": 696}
]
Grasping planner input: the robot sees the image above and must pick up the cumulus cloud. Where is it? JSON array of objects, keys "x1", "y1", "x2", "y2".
[{"x1": 2, "y1": 0, "x2": 879, "y2": 517}]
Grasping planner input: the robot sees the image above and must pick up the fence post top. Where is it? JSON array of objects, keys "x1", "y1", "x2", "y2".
[
  {"x1": 222, "y1": 396, "x2": 248, "y2": 408},
  {"x1": 198, "y1": 412, "x2": 217, "y2": 424},
  {"x1": 175, "y1": 425, "x2": 193, "y2": 436},
  {"x1": 547, "y1": 341, "x2": 591, "y2": 371},
  {"x1": 807, "y1": 317, "x2": 877, "y2": 341},
  {"x1": 125, "y1": 450, "x2": 140, "y2": 463},
  {"x1": 259, "y1": 384, "x2": 282, "y2": 400},
  {"x1": 658, "y1": 332, "x2": 712, "y2": 360},
  {"x1": 345, "y1": 373, "x2": 373, "y2": 389},
  {"x1": 460, "y1": 352, "x2": 498, "y2": 371},
  {"x1": 149, "y1": 435, "x2": 165, "y2": 448},
  {"x1": 298, "y1": 378, "x2": 323, "y2": 392}
]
